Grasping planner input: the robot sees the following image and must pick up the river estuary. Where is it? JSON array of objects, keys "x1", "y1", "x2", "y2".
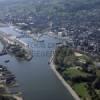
[{"x1": 0, "y1": 26, "x2": 74, "y2": 100}]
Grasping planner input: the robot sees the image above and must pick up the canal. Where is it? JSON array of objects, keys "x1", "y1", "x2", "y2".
[{"x1": 0, "y1": 26, "x2": 74, "y2": 100}]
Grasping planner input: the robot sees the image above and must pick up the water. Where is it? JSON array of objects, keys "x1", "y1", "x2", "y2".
[
  {"x1": 0, "y1": 26, "x2": 74, "y2": 100},
  {"x1": 0, "y1": 26, "x2": 20, "y2": 37}
]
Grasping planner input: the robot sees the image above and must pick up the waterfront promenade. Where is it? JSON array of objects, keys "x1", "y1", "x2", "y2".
[{"x1": 50, "y1": 50, "x2": 80, "y2": 100}]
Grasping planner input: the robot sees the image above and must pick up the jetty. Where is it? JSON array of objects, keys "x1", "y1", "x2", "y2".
[{"x1": 0, "y1": 31, "x2": 33, "y2": 60}]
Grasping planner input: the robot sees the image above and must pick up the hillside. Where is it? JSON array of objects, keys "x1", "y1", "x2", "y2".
[{"x1": 0, "y1": 0, "x2": 100, "y2": 33}]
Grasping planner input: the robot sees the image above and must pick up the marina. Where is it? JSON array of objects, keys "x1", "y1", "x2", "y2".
[
  {"x1": 0, "y1": 64, "x2": 23, "y2": 100},
  {"x1": 0, "y1": 26, "x2": 74, "y2": 100},
  {"x1": 0, "y1": 30, "x2": 33, "y2": 61}
]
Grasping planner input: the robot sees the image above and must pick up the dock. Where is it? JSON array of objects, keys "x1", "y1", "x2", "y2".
[{"x1": 0, "y1": 31, "x2": 33, "y2": 60}]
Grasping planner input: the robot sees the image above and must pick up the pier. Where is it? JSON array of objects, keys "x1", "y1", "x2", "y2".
[{"x1": 0, "y1": 31, "x2": 33, "y2": 60}]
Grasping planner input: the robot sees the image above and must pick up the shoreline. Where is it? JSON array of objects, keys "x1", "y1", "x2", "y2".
[{"x1": 49, "y1": 50, "x2": 80, "y2": 100}]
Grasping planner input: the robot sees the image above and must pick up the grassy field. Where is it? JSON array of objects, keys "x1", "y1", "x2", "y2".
[
  {"x1": 63, "y1": 67, "x2": 89, "y2": 77},
  {"x1": 73, "y1": 83, "x2": 90, "y2": 99}
]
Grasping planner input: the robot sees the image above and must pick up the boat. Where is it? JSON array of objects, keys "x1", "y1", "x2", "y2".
[
  {"x1": 5, "y1": 60, "x2": 10, "y2": 63},
  {"x1": 48, "y1": 61, "x2": 50, "y2": 65},
  {"x1": 38, "y1": 40, "x2": 44, "y2": 42}
]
